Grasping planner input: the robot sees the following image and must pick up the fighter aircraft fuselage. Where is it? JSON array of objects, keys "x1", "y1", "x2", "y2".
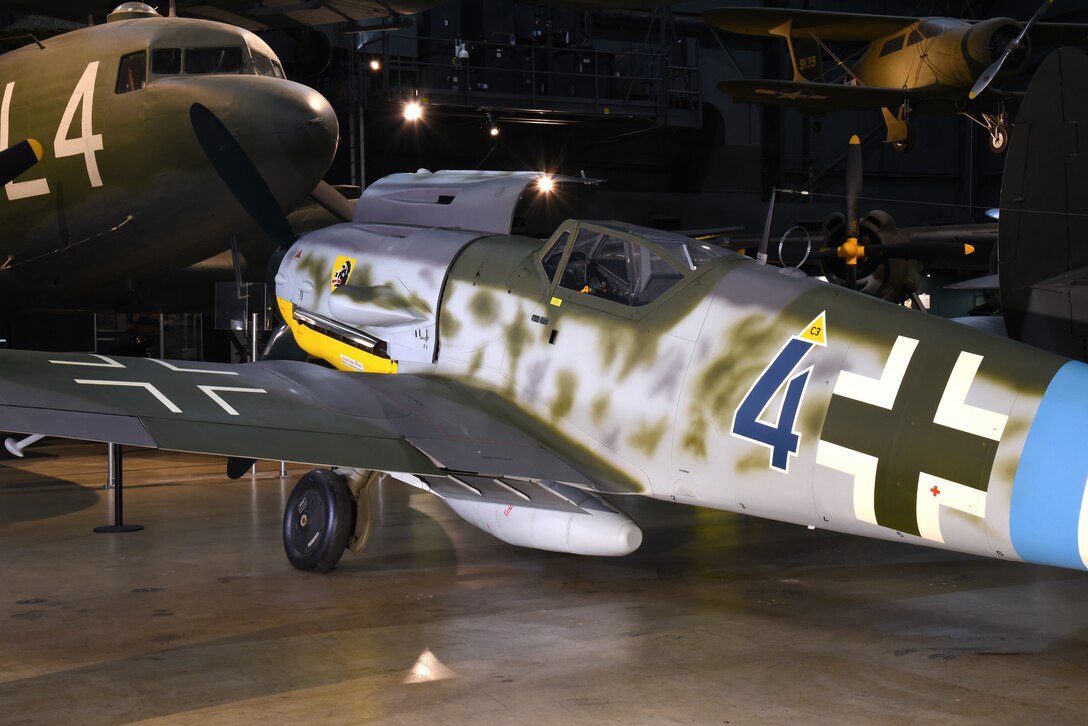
[
  {"x1": 0, "y1": 169, "x2": 1085, "y2": 573},
  {"x1": 0, "y1": 10, "x2": 337, "y2": 311},
  {"x1": 273, "y1": 207, "x2": 1085, "y2": 571}
]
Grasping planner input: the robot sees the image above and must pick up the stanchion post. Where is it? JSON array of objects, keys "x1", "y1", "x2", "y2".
[
  {"x1": 106, "y1": 442, "x2": 116, "y2": 490},
  {"x1": 95, "y1": 444, "x2": 144, "y2": 534}
]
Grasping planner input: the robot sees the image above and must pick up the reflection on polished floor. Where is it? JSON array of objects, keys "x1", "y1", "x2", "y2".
[{"x1": 2, "y1": 440, "x2": 1088, "y2": 724}]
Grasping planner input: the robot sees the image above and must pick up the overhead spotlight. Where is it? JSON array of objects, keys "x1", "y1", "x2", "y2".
[
  {"x1": 369, "y1": 58, "x2": 381, "y2": 72},
  {"x1": 536, "y1": 174, "x2": 554, "y2": 193},
  {"x1": 403, "y1": 100, "x2": 423, "y2": 122},
  {"x1": 485, "y1": 112, "x2": 499, "y2": 137}
]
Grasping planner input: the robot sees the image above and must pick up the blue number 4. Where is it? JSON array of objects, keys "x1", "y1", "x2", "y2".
[{"x1": 732, "y1": 337, "x2": 815, "y2": 473}]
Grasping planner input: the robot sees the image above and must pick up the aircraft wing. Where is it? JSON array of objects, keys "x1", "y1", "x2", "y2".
[
  {"x1": 716, "y1": 79, "x2": 926, "y2": 111},
  {"x1": 717, "y1": 79, "x2": 1017, "y2": 114},
  {"x1": 0, "y1": 352, "x2": 641, "y2": 495},
  {"x1": 703, "y1": 8, "x2": 918, "y2": 41},
  {"x1": 947, "y1": 274, "x2": 1000, "y2": 291},
  {"x1": 1026, "y1": 266, "x2": 1088, "y2": 291}
]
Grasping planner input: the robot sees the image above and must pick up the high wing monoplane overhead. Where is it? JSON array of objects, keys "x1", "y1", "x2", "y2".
[
  {"x1": 0, "y1": 2, "x2": 338, "y2": 311},
  {"x1": 705, "y1": 2, "x2": 1088, "y2": 153},
  {"x1": 3, "y1": 168, "x2": 1088, "y2": 577}
]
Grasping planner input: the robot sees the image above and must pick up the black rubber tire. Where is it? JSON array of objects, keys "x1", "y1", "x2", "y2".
[{"x1": 283, "y1": 469, "x2": 355, "y2": 572}]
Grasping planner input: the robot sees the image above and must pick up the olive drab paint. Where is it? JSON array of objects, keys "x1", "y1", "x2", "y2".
[{"x1": 0, "y1": 6, "x2": 337, "y2": 310}]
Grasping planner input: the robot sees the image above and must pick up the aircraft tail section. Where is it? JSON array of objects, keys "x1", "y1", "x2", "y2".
[
  {"x1": 788, "y1": 36, "x2": 823, "y2": 82},
  {"x1": 761, "y1": 15, "x2": 824, "y2": 82},
  {"x1": 998, "y1": 48, "x2": 1088, "y2": 361}
]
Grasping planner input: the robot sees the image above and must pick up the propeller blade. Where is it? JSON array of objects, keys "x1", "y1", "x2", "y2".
[
  {"x1": 834, "y1": 134, "x2": 865, "y2": 290},
  {"x1": 865, "y1": 241, "x2": 975, "y2": 259},
  {"x1": 845, "y1": 135, "x2": 861, "y2": 239},
  {"x1": 969, "y1": 56, "x2": 1008, "y2": 100},
  {"x1": 189, "y1": 102, "x2": 295, "y2": 248},
  {"x1": 310, "y1": 180, "x2": 356, "y2": 223},
  {"x1": 970, "y1": 0, "x2": 1053, "y2": 99},
  {"x1": 0, "y1": 138, "x2": 42, "y2": 186},
  {"x1": 783, "y1": 240, "x2": 973, "y2": 264}
]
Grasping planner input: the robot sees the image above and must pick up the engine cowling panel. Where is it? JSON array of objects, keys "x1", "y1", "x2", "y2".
[{"x1": 275, "y1": 224, "x2": 486, "y2": 372}]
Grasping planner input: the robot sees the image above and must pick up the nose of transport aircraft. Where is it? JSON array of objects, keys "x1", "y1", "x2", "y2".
[
  {"x1": 225, "y1": 78, "x2": 339, "y2": 211},
  {"x1": 177, "y1": 75, "x2": 339, "y2": 222}
]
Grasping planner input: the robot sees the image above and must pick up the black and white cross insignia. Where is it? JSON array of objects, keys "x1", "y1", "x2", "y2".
[{"x1": 816, "y1": 336, "x2": 1007, "y2": 542}]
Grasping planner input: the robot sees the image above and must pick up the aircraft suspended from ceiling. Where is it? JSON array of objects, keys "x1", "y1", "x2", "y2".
[
  {"x1": 0, "y1": 2, "x2": 340, "y2": 311},
  {"x1": 735, "y1": 133, "x2": 980, "y2": 305},
  {"x1": 704, "y1": 0, "x2": 1088, "y2": 153}
]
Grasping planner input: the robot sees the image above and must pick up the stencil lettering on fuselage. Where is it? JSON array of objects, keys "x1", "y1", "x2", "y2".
[{"x1": 816, "y1": 337, "x2": 1008, "y2": 540}]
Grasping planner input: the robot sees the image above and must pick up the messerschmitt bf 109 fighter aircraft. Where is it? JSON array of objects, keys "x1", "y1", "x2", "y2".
[
  {"x1": 0, "y1": 2, "x2": 338, "y2": 311},
  {"x1": 1, "y1": 162, "x2": 1088, "y2": 576},
  {"x1": 705, "y1": 0, "x2": 1088, "y2": 153}
]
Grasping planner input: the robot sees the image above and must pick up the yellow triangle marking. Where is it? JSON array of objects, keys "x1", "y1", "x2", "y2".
[{"x1": 798, "y1": 311, "x2": 827, "y2": 347}]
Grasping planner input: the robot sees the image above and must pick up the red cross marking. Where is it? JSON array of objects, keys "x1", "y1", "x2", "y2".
[{"x1": 930, "y1": 485, "x2": 941, "y2": 497}]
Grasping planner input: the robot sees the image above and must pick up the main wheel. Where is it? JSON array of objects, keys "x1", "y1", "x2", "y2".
[
  {"x1": 988, "y1": 123, "x2": 1009, "y2": 154},
  {"x1": 283, "y1": 469, "x2": 356, "y2": 572}
]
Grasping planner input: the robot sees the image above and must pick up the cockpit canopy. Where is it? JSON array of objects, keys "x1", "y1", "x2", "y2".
[
  {"x1": 541, "y1": 220, "x2": 730, "y2": 308},
  {"x1": 115, "y1": 42, "x2": 285, "y2": 93}
]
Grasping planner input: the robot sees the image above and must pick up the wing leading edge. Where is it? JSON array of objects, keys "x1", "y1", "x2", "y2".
[
  {"x1": 704, "y1": 8, "x2": 1088, "y2": 45},
  {"x1": 703, "y1": 8, "x2": 919, "y2": 41},
  {"x1": 0, "y1": 351, "x2": 644, "y2": 495},
  {"x1": 716, "y1": 79, "x2": 1015, "y2": 114}
]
